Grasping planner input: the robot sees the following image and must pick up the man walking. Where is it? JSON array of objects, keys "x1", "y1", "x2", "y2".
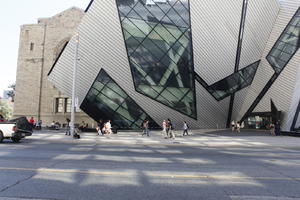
[
  {"x1": 183, "y1": 121, "x2": 189, "y2": 136},
  {"x1": 142, "y1": 120, "x2": 150, "y2": 137},
  {"x1": 65, "y1": 118, "x2": 71, "y2": 136}
]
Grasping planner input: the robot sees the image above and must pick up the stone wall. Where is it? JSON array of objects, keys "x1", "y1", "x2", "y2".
[{"x1": 14, "y1": 7, "x2": 96, "y2": 128}]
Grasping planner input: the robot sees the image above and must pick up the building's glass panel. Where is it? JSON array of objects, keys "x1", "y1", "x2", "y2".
[
  {"x1": 267, "y1": 8, "x2": 300, "y2": 74},
  {"x1": 206, "y1": 61, "x2": 260, "y2": 101},
  {"x1": 295, "y1": 110, "x2": 300, "y2": 130},
  {"x1": 80, "y1": 69, "x2": 160, "y2": 130},
  {"x1": 116, "y1": 0, "x2": 197, "y2": 118}
]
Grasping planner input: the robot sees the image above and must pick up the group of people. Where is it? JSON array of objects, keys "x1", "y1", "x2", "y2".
[
  {"x1": 65, "y1": 118, "x2": 80, "y2": 138},
  {"x1": 161, "y1": 119, "x2": 175, "y2": 139},
  {"x1": 231, "y1": 119, "x2": 282, "y2": 136},
  {"x1": 269, "y1": 121, "x2": 281, "y2": 136},
  {"x1": 61, "y1": 117, "x2": 284, "y2": 139},
  {"x1": 50, "y1": 121, "x2": 60, "y2": 130},
  {"x1": 162, "y1": 119, "x2": 189, "y2": 139},
  {"x1": 28, "y1": 117, "x2": 42, "y2": 130},
  {"x1": 231, "y1": 120, "x2": 244, "y2": 132},
  {"x1": 96, "y1": 120, "x2": 112, "y2": 136},
  {"x1": 79, "y1": 121, "x2": 89, "y2": 132},
  {"x1": 141, "y1": 119, "x2": 190, "y2": 138}
]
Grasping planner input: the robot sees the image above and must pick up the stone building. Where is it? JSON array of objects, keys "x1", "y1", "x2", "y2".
[{"x1": 14, "y1": 7, "x2": 95, "y2": 127}]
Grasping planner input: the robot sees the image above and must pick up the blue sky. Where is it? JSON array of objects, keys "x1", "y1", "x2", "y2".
[{"x1": 0, "y1": 0, "x2": 91, "y2": 97}]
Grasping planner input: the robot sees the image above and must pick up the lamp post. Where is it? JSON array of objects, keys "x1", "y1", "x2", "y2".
[{"x1": 70, "y1": 33, "x2": 79, "y2": 137}]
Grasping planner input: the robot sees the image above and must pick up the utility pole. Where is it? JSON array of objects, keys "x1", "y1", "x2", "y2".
[{"x1": 70, "y1": 33, "x2": 79, "y2": 137}]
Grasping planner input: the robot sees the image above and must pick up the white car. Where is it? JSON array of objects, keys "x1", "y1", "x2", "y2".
[{"x1": 0, "y1": 117, "x2": 33, "y2": 143}]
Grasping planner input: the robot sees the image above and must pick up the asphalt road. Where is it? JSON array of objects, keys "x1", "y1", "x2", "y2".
[{"x1": 0, "y1": 130, "x2": 300, "y2": 200}]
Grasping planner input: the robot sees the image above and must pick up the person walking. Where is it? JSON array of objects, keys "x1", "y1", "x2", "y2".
[
  {"x1": 236, "y1": 121, "x2": 240, "y2": 133},
  {"x1": 145, "y1": 120, "x2": 150, "y2": 137},
  {"x1": 165, "y1": 119, "x2": 171, "y2": 139},
  {"x1": 65, "y1": 118, "x2": 71, "y2": 136},
  {"x1": 141, "y1": 120, "x2": 145, "y2": 136},
  {"x1": 99, "y1": 119, "x2": 104, "y2": 136},
  {"x1": 28, "y1": 117, "x2": 35, "y2": 129},
  {"x1": 270, "y1": 123, "x2": 275, "y2": 136},
  {"x1": 142, "y1": 120, "x2": 150, "y2": 137},
  {"x1": 162, "y1": 120, "x2": 167, "y2": 136},
  {"x1": 169, "y1": 119, "x2": 175, "y2": 139},
  {"x1": 241, "y1": 121, "x2": 245, "y2": 129},
  {"x1": 183, "y1": 121, "x2": 189, "y2": 136},
  {"x1": 105, "y1": 120, "x2": 112, "y2": 136},
  {"x1": 0, "y1": 114, "x2": 4, "y2": 122},
  {"x1": 231, "y1": 120, "x2": 235, "y2": 131},
  {"x1": 96, "y1": 120, "x2": 102, "y2": 136},
  {"x1": 275, "y1": 121, "x2": 281, "y2": 136}
]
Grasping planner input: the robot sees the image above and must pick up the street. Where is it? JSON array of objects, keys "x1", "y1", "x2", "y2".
[{"x1": 0, "y1": 130, "x2": 300, "y2": 200}]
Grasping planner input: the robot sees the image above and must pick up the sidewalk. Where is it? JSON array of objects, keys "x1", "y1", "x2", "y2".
[{"x1": 28, "y1": 129, "x2": 300, "y2": 148}]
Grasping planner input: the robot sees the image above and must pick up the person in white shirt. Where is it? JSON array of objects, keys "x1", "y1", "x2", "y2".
[
  {"x1": 236, "y1": 121, "x2": 240, "y2": 133},
  {"x1": 162, "y1": 120, "x2": 166, "y2": 136},
  {"x1": 105, "y1": 120, "x2": 112, "y2": 135},
  {"x1": 231, "y1": 120, "x2": 235, "y2": 131},
  {"x1": 183, "y1": 121, "x2": 189, "y2": 136}
]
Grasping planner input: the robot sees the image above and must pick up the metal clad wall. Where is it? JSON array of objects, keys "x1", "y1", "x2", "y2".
[
  {"x1": 48, "y1": 0, "x2": 297, "y2": 130},
  {"x1": 286, "y1": 63, "x2": 300, "y2": 130},
  {"x1": 231, "y1": 0, "x2": 279, "y2": 121},
  {"x1": 190, "y1": 0, "x2": 242, "y2": 85},
  {"x1": 48, "y1": 39, "x2": 76, "y2": 98},
  {"x1": 243, "y1": 0, "x2": 300, "y2": 131},
  {"x1": 235, "y1": 0, "x2": 300, "y2": 130},
  {"x1": 48, "y1": 0, "x2": 229, "y2": 128},
  {"x1": 240, "y1": 0, "x2": 280, "y2": 68}
]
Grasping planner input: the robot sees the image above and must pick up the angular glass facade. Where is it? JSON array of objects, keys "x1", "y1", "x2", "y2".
[
  {"x1": 291, "y1": 99, "x2": 300, "y2": 131},
  {"x1": 195, "y1": 61, "x2": 260, "y2": 101},
  {"x1": 116, "y1": 0, "x2": 197, "y2": 119},
  {"x1": 207, "y1": 61, "x2": 259, "y2": 100},
  {"x1": 267, "y1": 8, "x2": 300, "y2": 74},
  {"x1": 80, "y1": 69, "x2": 160, "y2": 129},
  {"x1": 241, "y1": 8, "x2": 300, "y2": 124}
]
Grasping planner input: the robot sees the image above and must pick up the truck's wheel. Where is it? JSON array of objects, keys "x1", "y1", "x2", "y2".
[
  {"x1": 12, "y1": 137, "x2": 21, "y2": 143},
  {"x1": 0, "y1": 132, "x2": 3, "y2": 143}
]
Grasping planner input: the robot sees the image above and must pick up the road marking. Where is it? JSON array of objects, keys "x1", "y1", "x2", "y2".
[
  {"x1": 0, "y1": 167, "x2": 300, "y2": 181},
  {"x1": 230, "y1": 195, "x2": 300, "y2": 200}
]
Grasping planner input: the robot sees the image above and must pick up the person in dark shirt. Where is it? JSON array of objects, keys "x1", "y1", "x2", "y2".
[{"x1": 0, "y1": 114, "x2": 4, "y2": 122}]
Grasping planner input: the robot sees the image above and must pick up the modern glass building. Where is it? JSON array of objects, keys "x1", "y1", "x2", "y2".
[{"x1": 48, "y1": 0, "x2": 300, "y2": 132}]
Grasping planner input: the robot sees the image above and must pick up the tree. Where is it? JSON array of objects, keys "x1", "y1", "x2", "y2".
[
  {"x1": 0, "y1": 100, "x2": 13, "y2": 119},
  {"x1": 7, "y1": 83, "x2": 15, "y2": 102}
]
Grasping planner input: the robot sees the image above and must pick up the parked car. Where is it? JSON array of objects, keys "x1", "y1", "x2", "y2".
[{"x1": 0, "y1": 117, "x2": 33, "y2": 143}]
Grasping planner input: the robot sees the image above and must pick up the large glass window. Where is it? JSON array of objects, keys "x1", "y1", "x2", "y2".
[
  {"x1": 195, "y1": 61, "x2": 260, "y2": 101},
  {"x1": 267, "y1": 8, "x2": 300, "y2": 74},
  {"x1": 116, "y1": 0, "x2": 197, "y2": 119},
  {"x1": 55, "y1": 98, "x2": 64, "y2": 113},
  {"x1": 80, "y1": 69, "x2": 160, "y2": 130},
  {"x1": 65, "y1": 98, "x2": 72, "y2": 113}
]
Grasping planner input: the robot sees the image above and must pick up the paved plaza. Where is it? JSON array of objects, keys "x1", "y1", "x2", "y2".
[{"x1": 0, "y1": 129, "x2": 300, "y2": 200}]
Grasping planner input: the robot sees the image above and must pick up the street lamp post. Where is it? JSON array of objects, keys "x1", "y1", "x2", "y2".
[{"x1": 70, "y1": 33, "x2": 79, "y2": 138}]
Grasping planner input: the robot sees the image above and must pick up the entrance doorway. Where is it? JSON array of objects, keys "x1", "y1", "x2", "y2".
[{"x1": 244, "y1": 114, "x2": 271, "y2": 129}]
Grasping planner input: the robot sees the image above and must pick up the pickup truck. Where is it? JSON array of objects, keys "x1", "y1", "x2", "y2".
[{"x1": 0, "y1": 117, "x2": 33, "y2": 143}]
